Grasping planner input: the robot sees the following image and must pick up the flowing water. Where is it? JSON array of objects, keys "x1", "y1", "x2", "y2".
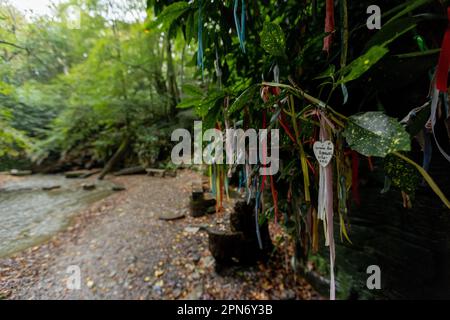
[{"x1": 0, "y1": 175, "x2": 114, "y2": 258}]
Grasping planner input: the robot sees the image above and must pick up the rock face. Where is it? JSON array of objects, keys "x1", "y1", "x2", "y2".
[
  {"x1": 311, "y1": 155, "x2": 450, "y2": 300},
  {"x1": 207, "y1": 200, "x2": 273, "y2": 266}
]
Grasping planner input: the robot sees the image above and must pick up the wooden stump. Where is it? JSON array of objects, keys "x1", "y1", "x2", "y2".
[
  {"x1": 146, "y1": 168, "x2": 166, "y2": 177},
  {"x1": 190, "y1": 193, "x2": 216, "y2": 217},
  {"x1": 190, "y1": 182, "x2": 216, "y2": 217},
  {"x1": 230, "y1": 200, "x2": 273, "y2": 248},
  {"x1": 207, "y1": 200, "x2": 273, "y2": 266},
  {"x1": 165, "y1": 170, "x2": 177, "y2": 178}
]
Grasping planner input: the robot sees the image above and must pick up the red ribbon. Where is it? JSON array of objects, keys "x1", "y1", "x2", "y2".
[
  {"x1": 270, "y1": 175, "x2": 279, "y2": 223},
  {"x1": 436, "y1": 7, "x2": 450, "y2": 92},
  {"x1": 323, "y1": 0, "x2": 335, "y2": 53}
]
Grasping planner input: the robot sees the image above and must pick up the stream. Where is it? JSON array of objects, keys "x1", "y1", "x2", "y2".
[{"x1": 0, "y1": 175, "x2": 115, "y2": 258}]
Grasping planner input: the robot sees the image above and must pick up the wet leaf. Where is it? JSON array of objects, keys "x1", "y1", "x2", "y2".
[
  {"x1": 260, "y1": 22, "x2": 285, "y2": 57},
  {"x1": 227, "y1": 84, "x2": 260, "y2": 116},
  {"x1": 343, "y1": 112, "x2": 411, "y2": 157},
  {"x1": 146, "y1": 2, "x2": 190, "y2": 31},
  {"x1": 384, "y1": 154, "x2": 420, "y2": 195},
  {"x1": 338, "y1": 46, "x2": 388, "y2": 84}
]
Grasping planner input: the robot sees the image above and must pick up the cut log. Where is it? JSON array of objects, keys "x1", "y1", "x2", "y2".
[
  {"x1": 165, "y1": 170, "x2": 177, "y2": 177},
  {"x1": 207, "y1": 228, "x2": 271, "y2": 266},
  {"x1": 80, "y1": 169, "x2": 101, "y2": 178},
  {"x1": 207, "y1": 200, "x2": 273, "y2": 266},
  {"x1": 111, "y1": 185, "x2": 126, "y2": 192},
  {"x1": 113, "y1": 166, "x2": 146, "y2": 176},
  {"x1": 146, "y1": 168, "x2": 166, "y2": 177},
  {"x1": 10, "y1": 169, "x2": 32, "y2": 176},
  {"x1": 230, "y1": 200, "x2": 272, "y2": 245},
  {"x1": 192, "y1": 182, "x2": 203, "y2": 193},
  {"x1": 65, "y1": 170, "x2": 99, "y2": 179},
  {"x1": 42, "y1": 185, "x2": 61, "y2": 191},
  {"x1": 190, "y1": 190, "x2": 216, "y2": 218},
  {"x1": 207, "y1": 230, "x2": 245, "y2": 264}
]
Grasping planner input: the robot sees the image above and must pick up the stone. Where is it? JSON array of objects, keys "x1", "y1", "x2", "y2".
[
  {"x1": 82, "y1": 183, "x2": 96, "y2": 191},
  {"x1": 158, "y1": 212, "x2": 185, "y2": 221},
  {"x1": 112, "y1": 185, "x2": 126, "y2": 191}
]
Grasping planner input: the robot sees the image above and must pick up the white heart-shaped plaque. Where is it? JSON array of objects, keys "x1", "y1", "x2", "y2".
[{"x1": 313, "y1": 140, "x2": 334, "y2": 167}]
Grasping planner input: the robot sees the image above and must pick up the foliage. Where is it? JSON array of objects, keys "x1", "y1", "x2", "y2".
[
  {"x1": 1, "y1": 0, "x2": 194, "y2": 168},
  {"x1": 343, "y1": 112, "x2": 411, "y2": 157}
]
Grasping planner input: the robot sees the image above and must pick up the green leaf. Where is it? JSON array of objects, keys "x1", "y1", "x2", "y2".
[
  {"x1": 182, "y1": 84, "x2": 204, "y2": 97},
  {"x1": 343, "y1": 112, "x2": 411, "y2": 157},
  {"x1": 196, "y1": 90, "x2": 226, "y2": 118},
  {"x1": 146, "y1": 2, "x2": 190, "y2": 31},
  {"x1": 338, "y1": 46, "x2": 389, "y2": 84},
  {"x1": 364, "y1": 17, "x2": 419, "y2": 50},
  {"x1": 260, "y1": 22, "x2": 285, "y2": 57},
  {"x1": 227, "y1": 84, "x2": 260, "y2": 116},
  {"x1": 185, "y1": 12, "x2": 196, "y2": 45},
  {"x1": 177, "y1": 97, "x2": 202, "y2": 109},
  {"x1": 384, "y1": 0, "x2": 432, "y2": 25},
  {"x1": 384, "y1": 154, "x2": 420, "y2": 195}
]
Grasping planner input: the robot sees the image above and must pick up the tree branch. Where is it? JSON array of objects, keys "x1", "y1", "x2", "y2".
[{"x1": 0, "y1": 40, "x2": 28, "y2": 52}]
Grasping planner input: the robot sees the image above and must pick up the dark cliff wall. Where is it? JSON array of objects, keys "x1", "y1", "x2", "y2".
[
  {"x1": 306, "y1": 152, "x2": 450, "y2": 299},
  {"x1": 310, "y1": 151, "x2": 450, "y2": 300}
]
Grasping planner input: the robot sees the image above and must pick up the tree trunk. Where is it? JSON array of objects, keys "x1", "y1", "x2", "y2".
[
  {"x1": 98, "y1": 137, "x2": 129, "y2": 180},
  {"x1": 166, "y1": 35, "x2": 180, "y2": 117}
]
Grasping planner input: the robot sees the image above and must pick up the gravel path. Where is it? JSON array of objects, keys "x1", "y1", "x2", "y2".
[{"x1": 0, "y1": 170, "x2": 318, "y2": 300}]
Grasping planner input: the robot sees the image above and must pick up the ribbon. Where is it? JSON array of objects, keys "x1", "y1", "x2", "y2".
[
  {"x1": 323, "y1": 0, "x2": 335, "y2": 53},
  {"x1": 234, "y1": 0, "x2": 246, "y2": 53},
  {"x1": 255, "y1": 112, "x2": 269, "y2": 249},
  {"x1": 317, "y1": 111, "x2": 335, "y2": 300},
  {"x1": 197, "y1": 0, "x2": 204, "y2": 77},
  {"x1": 436, "y1": 7, "x2": 450, "y2": 92},
  {"x1": 270, "y1": 175, "x2": 279, "y2": 224},
  {"x1": 423, "y1": 131, "x2": 432, "y2": 172},
  {"x1": 254, "y1": 177, "x2": 263, "y2": 249},
  {"x1": 238, "y1": 169, "x2": 244, "y2": 192},
  {"x1": 211, "y1": 164, "x2": 217, "y2": 196},
  {"x1": 430, "y1": 85, "x2": 450, "y2": 162}
]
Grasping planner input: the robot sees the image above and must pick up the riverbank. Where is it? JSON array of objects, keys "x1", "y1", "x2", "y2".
[{"x1": 0, "y1": 170, "x2": 319, "y2": 300}]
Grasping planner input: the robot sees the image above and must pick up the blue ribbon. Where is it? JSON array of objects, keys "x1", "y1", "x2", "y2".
[
  {"x1": 197, "y1": 0, "x2": 204, "y2": 77},
  {"x1": 211, "y1": 165, "x2": 217, "y2": 196},
  {"x1": 443, "y1": 92, "x2": 449, "y2": 119},
  {"x1": 422, "y1": 131, "x2": 432, "y2": 172},
  {"x1": 233, "y1": 0, "x2": 246, "y2": 53},
  {"x1": 254, "y1": 177, "x2": 263, "y2": 250}
]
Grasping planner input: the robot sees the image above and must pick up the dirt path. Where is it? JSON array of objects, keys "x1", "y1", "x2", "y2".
[{"x1": 0, "y1": 170, "x2": 318, "y2": 300}]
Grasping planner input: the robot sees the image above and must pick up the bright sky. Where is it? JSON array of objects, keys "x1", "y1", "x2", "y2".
[
  {"x1": 7, "y1": 0, "x2": 61, "y2": 17},
  {"x1": 6, "y1": 0, "x2": 146, "y2": 22}
]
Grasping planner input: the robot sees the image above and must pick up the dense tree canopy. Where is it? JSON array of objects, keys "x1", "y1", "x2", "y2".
[{"x1": 1, "y1": 0, "x2": 193, "y2": 170}]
